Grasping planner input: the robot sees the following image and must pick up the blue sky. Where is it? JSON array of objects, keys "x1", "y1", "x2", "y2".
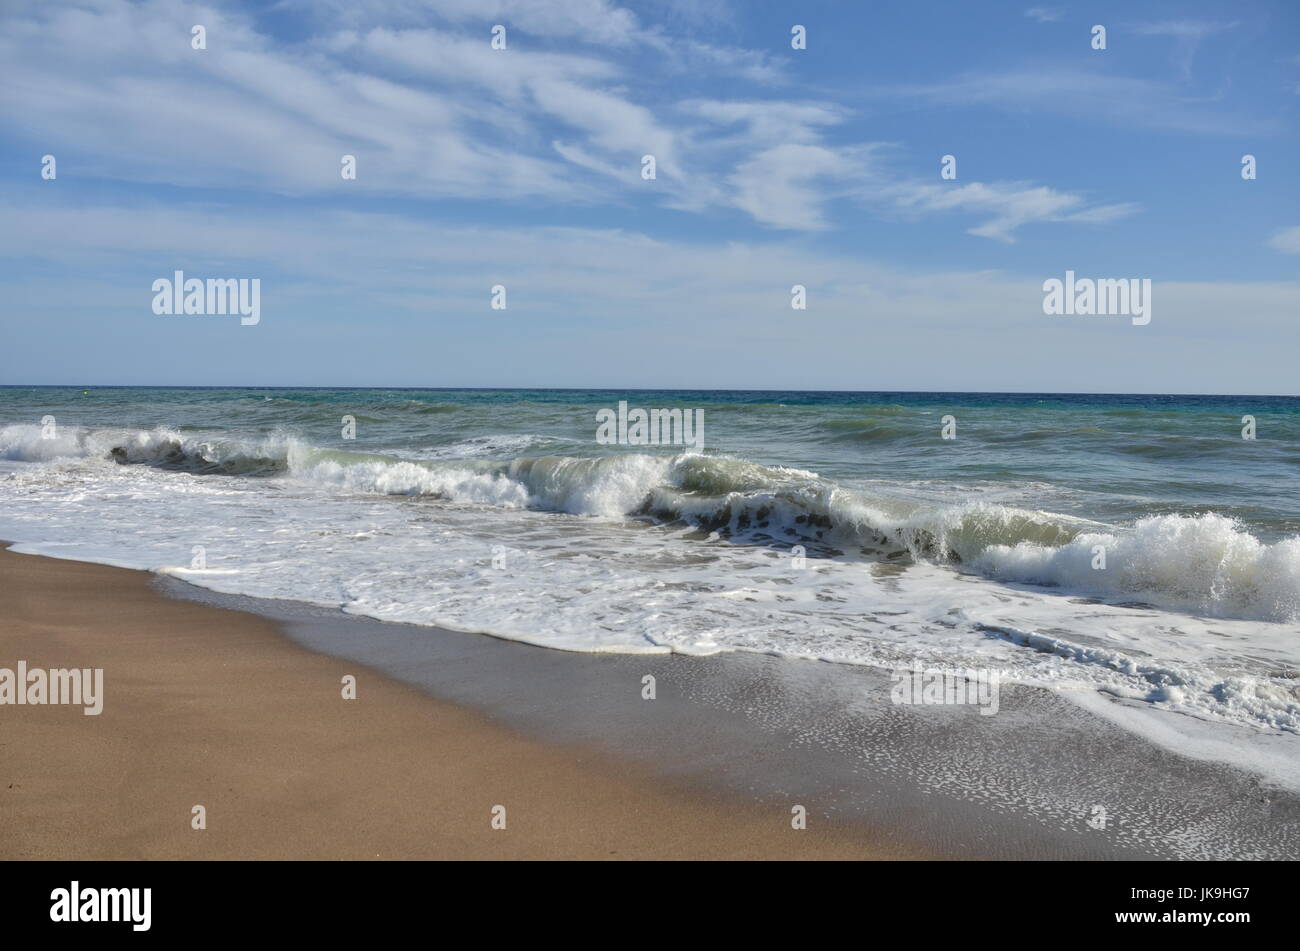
[{"x1": 1, "y1": 0, "x2": 1297, "y2": 392}]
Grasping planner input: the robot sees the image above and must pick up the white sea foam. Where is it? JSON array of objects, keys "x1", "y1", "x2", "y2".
[
  {"x1": 10, "y1": 424, "x2": 1297, "y2": 624},
  {"x1": 974, "y1": 513, "x2": 1300, "y2": 622},
  {"x1": 2, "y1": 425, "x2": 1299, "y2": 788},
  {"x1": 0, "y1": 423, "x2": 86, "y2": 461},
  {"x1": 295, "y1": 455, "x2": 530, "y2": 507}
]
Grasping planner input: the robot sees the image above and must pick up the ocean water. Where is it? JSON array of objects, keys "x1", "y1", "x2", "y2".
[{"x1": 3, "y1": 387, "x2": 1299, "y2": 782}]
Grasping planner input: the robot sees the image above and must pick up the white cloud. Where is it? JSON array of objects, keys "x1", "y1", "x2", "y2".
[
  {"x1": 728, "y1": 144, "x2": 858, "y2": 230},
  {"x1": 1133, "y1": 20, "x2": 1238, "y2": 79},
  {"x1": 0, "y1": 0, "x2": 1147, "y2": 241},
  {"x1": 1268, "y1": 226, "x2": 1300, "y2": 255},
  {"x1": 0, "y1": 3, "x2": 591, "y2": 200},
  {"x1": 0, "y1": 0, "x2": 758, "y2": 215},
  {"x1": 1024, "y1": 8, "x2": 1063, "y2": 23},
  {"x1": 680, "y1": 100, "x2": 845, "y2": 146},
  {"x1": 674, "y1": 100, "x2": 1132, "y2": 239},
  {"x1": 531, "y1": 79, "x2": 681, "y2": 177},
  {"x1": 285, "y1": 0, "x2": 645, "y2": 46},
  {"x1": 873, "y1": 67, "x2": 1275, "y2": 136},
  {"x1": 887, "y1": 181, "x2": 1138, "y2": 243}
]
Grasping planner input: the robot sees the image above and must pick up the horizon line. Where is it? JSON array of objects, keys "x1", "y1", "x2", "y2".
[{"x1": 3, "y1": 385, "x2": 1299, "y2": 399}]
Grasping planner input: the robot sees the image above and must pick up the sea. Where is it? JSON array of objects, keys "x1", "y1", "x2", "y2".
[{"x1": 2, "y1": 386, "x2": 1298, "y2": 785}]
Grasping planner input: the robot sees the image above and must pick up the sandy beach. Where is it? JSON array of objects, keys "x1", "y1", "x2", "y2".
[
  {"x1": 0, "y1": 544, "x2": 921, "y2": 860},
  {"x1": 5, "y1": 0, "x2": 1300, "y2": 886},
  {"x1": 7, "y1": 539, "x2": 1297, "y2": 862}
]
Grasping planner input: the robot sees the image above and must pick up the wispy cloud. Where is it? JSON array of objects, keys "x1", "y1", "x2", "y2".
[
  {"x1": 1024, "y1": 7, "x2": 1064, "y2": 24},
  {"x1": 726, "y1": 144, "x2": 861, "y2": 230},
  {"x1": 0, "y1": 0, "x2": 1134, "y2": 241},
  {"x1": 886, "y1": 181, "x2": 1138, "y2": 243},
  {"x1": 284, "y1": 0, "x2": 647, "y2": 46},
  {"x1": 1269, "y1": 226, "x2": 1300, "y2": 254},
  {"x1": 870, "y1": 66, "x2": 1275, "y2": 136},
  {"x1": 1134, "y1": 20, "x2": 1239, "y2": 79}
]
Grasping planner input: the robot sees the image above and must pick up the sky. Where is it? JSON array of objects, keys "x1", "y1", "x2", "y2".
[{"x1": 1, "y1": 0, "x2": 1297, "y2": 392}]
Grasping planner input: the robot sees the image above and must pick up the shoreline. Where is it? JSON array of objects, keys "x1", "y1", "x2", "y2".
[
  {"x1": 4, "y1": 542, "x2": 1299, "y2": 860},
  {"x1": 0, "y1": 544, "x2": 917, "y2": 860}
]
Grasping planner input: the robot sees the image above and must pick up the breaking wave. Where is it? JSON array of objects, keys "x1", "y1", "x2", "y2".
[{"x1": 6, "y1": 423, "x2": 1298, "y2": 623}]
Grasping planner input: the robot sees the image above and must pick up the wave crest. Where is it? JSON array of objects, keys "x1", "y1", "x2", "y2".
[
  {"x1": 7, "y1": 425, "x2": 1298, "y2": 623},
  {"x1": 975, "y1": 513, "x2": 1300, "y2": 622}
]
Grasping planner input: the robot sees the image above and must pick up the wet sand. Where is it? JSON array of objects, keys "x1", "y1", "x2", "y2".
[
  {"x1": 0, "y1": 545, "x2": 916, "y2": 859},
  {"x1": 5, "y1": 543, "x2": 1298, "y2": 860}
]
